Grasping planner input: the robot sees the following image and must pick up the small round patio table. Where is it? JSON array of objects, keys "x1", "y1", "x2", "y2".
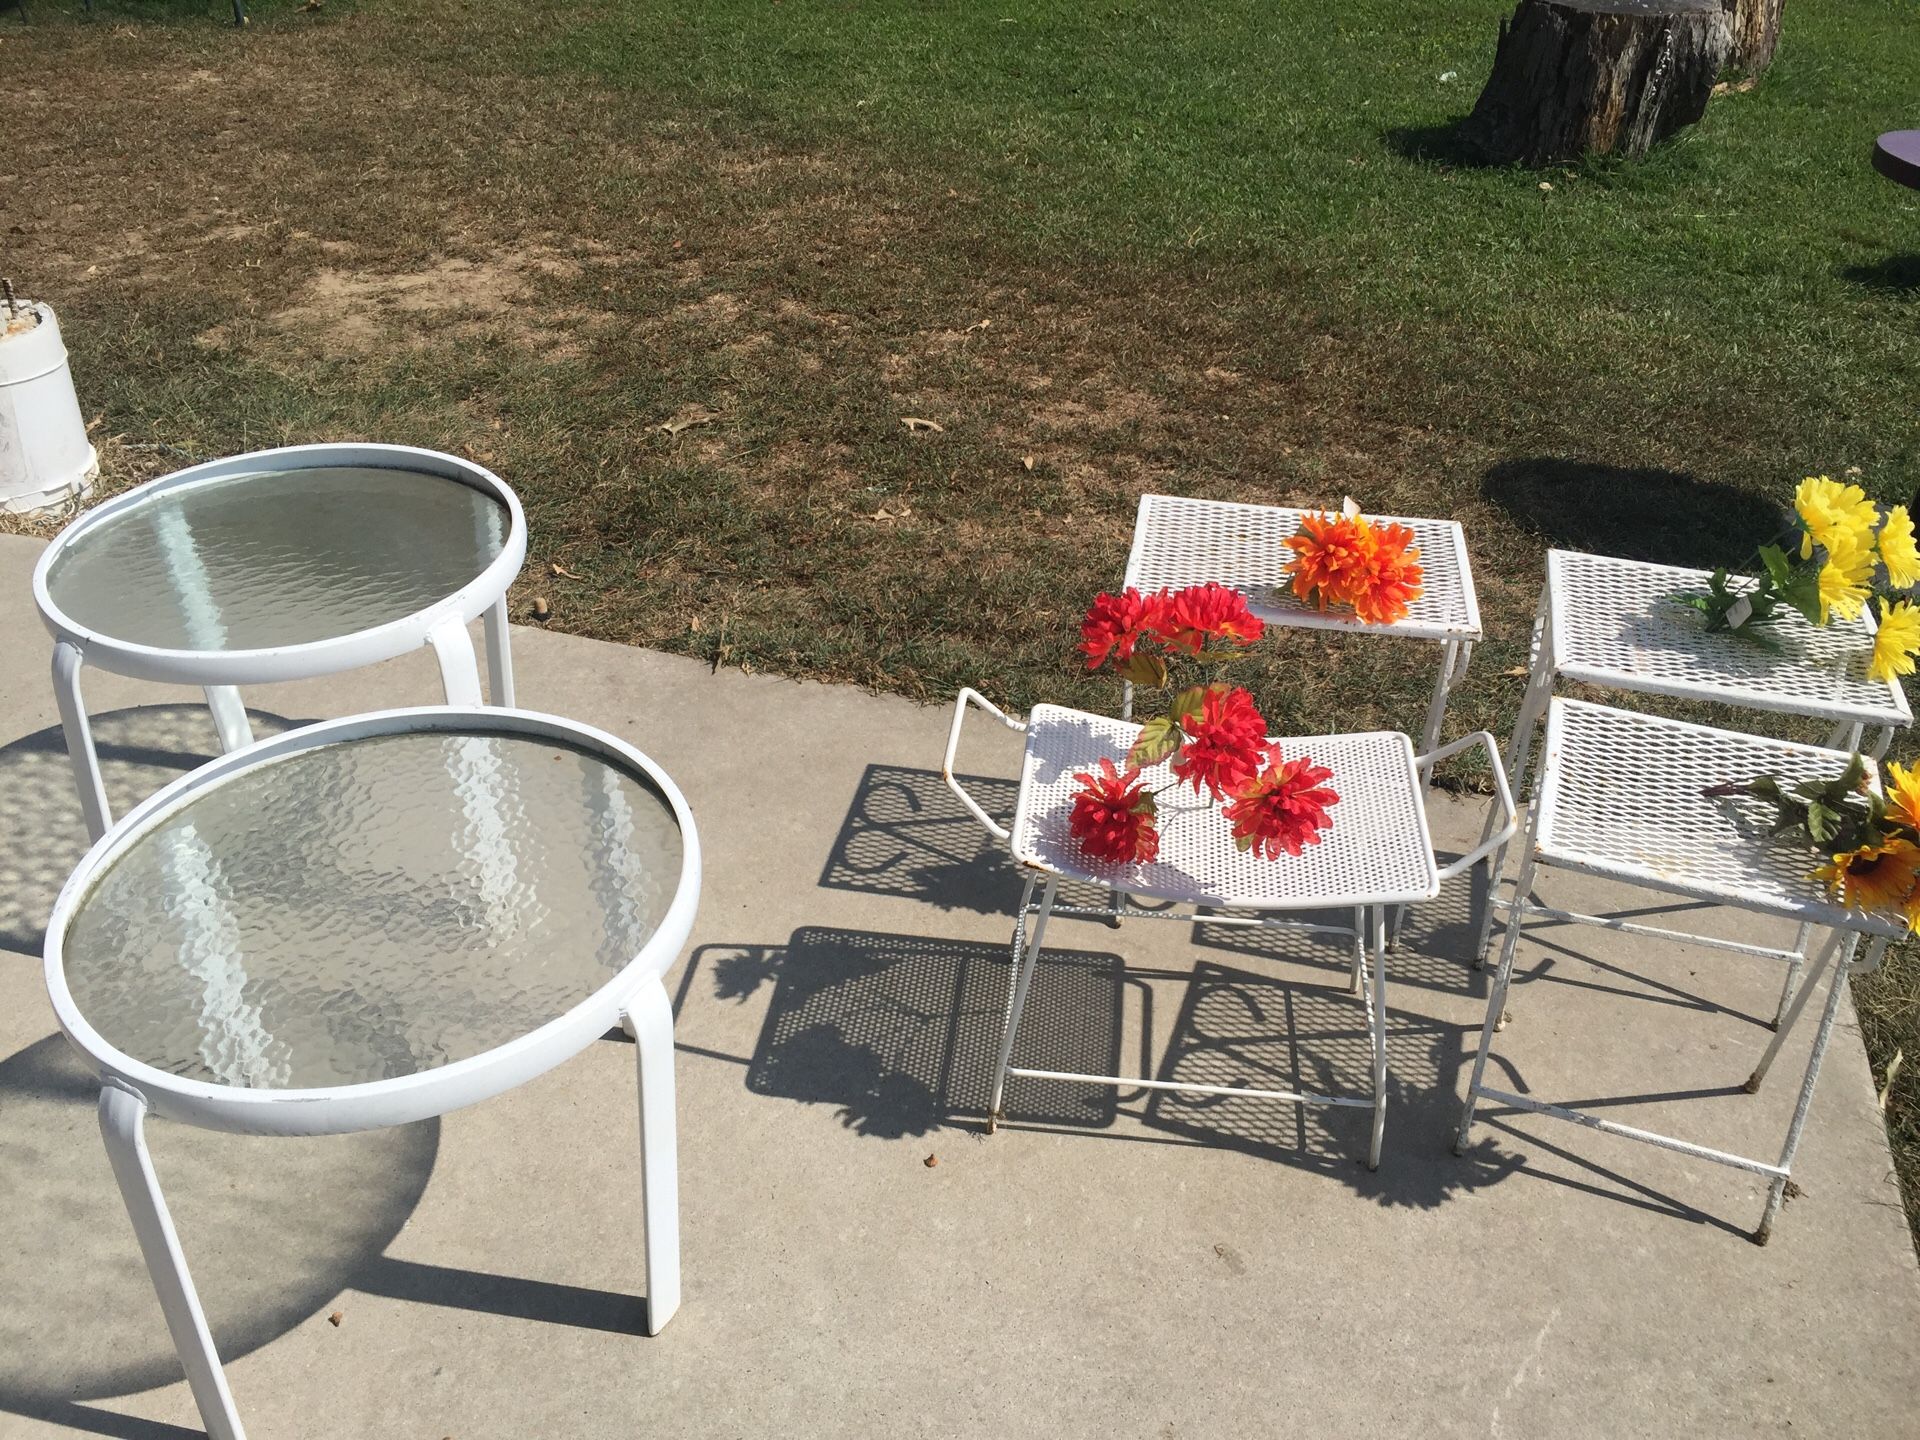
[
  {"x1": 1873, "y1": 130, "x2": 1920, "y2": 191},
  {"x1": 43, "y1": 707, "x2": 702, "y2": 1440},
  {"x1": 32, "y1": 442, "x2": 527, "y2": 841}
]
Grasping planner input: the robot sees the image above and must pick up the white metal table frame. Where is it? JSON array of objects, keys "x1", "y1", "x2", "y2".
[
  {"x1": 944, "y1": 689, "x2": 1516, "y2": 1169},
  {"x1": 32, "y1": 442, "x2": 529, "y2": 843},
  {"x1": 1119, "y1": 493, "x2": 1484, "y2": 759},
  {"x1": 42, "y1": 706, "x2": 702, "y2": 1440},
  {"x1": 1457, "y1": 697, "x2": 1897, "y2": 1243},
  {"x1": 1477, "y1": 550, "x2": 1912, "y2": 1025}
]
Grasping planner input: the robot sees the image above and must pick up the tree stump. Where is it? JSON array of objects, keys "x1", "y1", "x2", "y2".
[
  {"x1": 1461, "y1": 0, "x2": 1733, "y2": 166},
  {"x1": 1721, "y1": 0, "x2": 1784, "y2": 74}
]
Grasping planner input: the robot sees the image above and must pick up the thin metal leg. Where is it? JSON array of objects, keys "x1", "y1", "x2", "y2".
[
  {"x1": 1366, "y1": 904, "x2": 1389, "y2": 1171},
  {"x1": 1746, "y1": 931, "x2": 1849, "y2": 1093},
  {"x1": 1349, "y1": 906, "x2": 1366, "y2": 995},
  {"x1": 1108, "y1": 681, "x2": 1135, "y2": 924},
  {"x1": 1418, "y1": 640, "x2": 1458, "y2": 761},
  {"x1": 1753, "y1": 937, "x2": 1877, "y2": 1244},
  {"x1": 427, "y1": 619, "x2": 485, "y2": 706},
  {"x1": 1477, "y1": 602, "x2": 1553, "y2": 965},
  {"x1": 483, "y1": 594, "x2": 516, "y2": 707},
  {"x1": 620, "y1": 977, "x2": 681, "y2": 1334},
  {"x1": 1457, "y1": 806, "x2": 1542, "y2": 1153},
  {"x1": 1870, "y1": 725, "x2": 1895, "y2": 761},
  {"x1": 1771, "y1": 923, "x2": 1814, "y2": 1031},
  {"x1": 52, "y1": 640, "x2": 112, "y2": 842},
  {"x1": 98, "y1": 1083, "x2": 247, "y2": 1440},
  {"x1": 989, "y1": 874, "x2": 1059, "y2": 1129},
  {"x1": 202, "y1": 686, "x2": 254, "y2": 754}
]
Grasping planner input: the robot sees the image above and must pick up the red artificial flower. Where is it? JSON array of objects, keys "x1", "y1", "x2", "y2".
[
  {"x1": 1069, "y1": 757, "x2": 1160, "y2": 864},
  {"x1": 1079, "y1": 588, "x2": 1169, "y2": 670},
  {"x1": 1223, "y1": 745, "x2": 1340, "y2": 859},
  {"x1": 1171, "y1": 685, "x2": 1269, "y2": 800},
  {"x1": 1156, "y1": 582, "x2": 1265, "y2": 653},
  {"x1": 1347, "y1": 520, "x2": 1424, "y2": 626}
]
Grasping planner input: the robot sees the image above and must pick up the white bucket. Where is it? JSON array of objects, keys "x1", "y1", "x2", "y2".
[{"x1": 0, "y1": 302, "x2": 99, "y2": 516}]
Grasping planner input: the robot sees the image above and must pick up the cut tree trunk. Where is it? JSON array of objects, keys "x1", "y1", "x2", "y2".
[
  {"x1": 1721, "y1": 0, "x2": 1784, "y2": 73},
  {"x1": 1462, "y1": 0, "x2": 1733, "y2": 166}
]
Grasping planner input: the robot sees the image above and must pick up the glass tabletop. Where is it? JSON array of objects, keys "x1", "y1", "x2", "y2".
[
  {"x1": 44, "y1": 465, "x2": 510, "y2": 651},
  {"x1": 59, "y1": 729, "x2": 684, "y2": 1091}
]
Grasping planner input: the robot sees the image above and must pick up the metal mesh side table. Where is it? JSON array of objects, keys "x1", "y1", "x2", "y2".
[
  {"x1": 1458, "y1": 698, "x2": 1898, "y2": 1242},
  {"x1": 1121, "y1": 493, "x2": 1483, "y2": 754},
  {"x1": 1479, "y1": 549, "x2": 1912, "y2": 1001},
  {"x1": 942, "y1": 690, "x2": 1515, "y2": 1169},
  {"x1": 33, "y1": 442, "x2": 528, "y2": 841},
  {"x1": 43, "y1": 707, "x2": 702, "y2": 1440}
]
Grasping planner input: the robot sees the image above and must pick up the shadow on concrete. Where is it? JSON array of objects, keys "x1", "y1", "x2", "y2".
[
  {"x1": 0, "y1": 1033, "x2": 439, "y2": 1426},
  {"x1": 707, "y1": 928, "x2": 1123, "y2": 1138},
  {"x1": 0, "y1": 703, "x2": 305, "y2": 960},
  {"x1": 1481, "y1": 457, "x2": 1787, "y2": 570},
  {"x1": 818, "y1": 761, "x2": 1025, "y2": 918},
  {"x1": 1839, "y1": 253, "x2": 1920, "y2": 293},
  {"x1": 353, "y1": 1255, "x2": 651, "y2": 1336}
]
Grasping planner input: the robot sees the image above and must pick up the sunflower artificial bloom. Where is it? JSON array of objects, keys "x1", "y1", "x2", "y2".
[
  {"x1": 1880, "y1": 505, "x2": 1920, "y2": 590},
  {"x1": 1870, "y1": 598, "x2": 1920, "y2": 682},
  {"x1": 1885, "y1": 759, "x2": 1920, "y2": 833},
  {"x1": 1347, "y1": 519, "x2": 1424, "y2": 626},
  {"x1": 1795, "y1": 475, "x2": 1879, "y2": 562},
  {"x1": 1812, "y1": 836, "x2": 1920, "y2": 920},
  {"x1": 1817, "y1": 531, "x2": 1875, "y2": 623}
]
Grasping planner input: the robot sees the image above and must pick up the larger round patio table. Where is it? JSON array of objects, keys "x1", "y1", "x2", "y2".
[
  {"x1": 1873, "y1": 130, "x2": 1920, "y2": 191},
  {"x1": 43, "y1": 707, "x2": 702, "y2": 1440},
  {"x1": 32, "y1": 442, "x2": 527, "y2": 842}
]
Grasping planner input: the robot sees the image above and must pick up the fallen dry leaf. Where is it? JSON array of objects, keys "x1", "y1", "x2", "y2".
[
  {"x1": 549, "y1": 562, "x2": 584, "y2": 581},
  {"x1": 923, "y1": 1154, "x2": 939, "y2": 1168},
  {"x1": 1021, "y1": 455, "x2": 1035, "y2": 471},
  {"x1": 659, "y1": 413, "x2": 717, "y2": 437},
  {"x1": 1503, "y1": 665, "x2": 1529, "y2": 678},
  {"x1": 964, "y1": 318, "x2": 991, "y2": 333},
  {"x1": 901, "y1": 416, "x2": 944, "y2": 433},
  {"x1": 327, "y1": 1310, "x2": 344, "y2": 1328}
]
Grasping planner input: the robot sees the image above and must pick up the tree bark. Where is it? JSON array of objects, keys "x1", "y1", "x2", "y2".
[
  {"x1": 1721, "y1": 0, "x2": 1784, "y2": 73},
  {"x1": 1462, "y1": 0, "x2": 1733, "y2": 166}
]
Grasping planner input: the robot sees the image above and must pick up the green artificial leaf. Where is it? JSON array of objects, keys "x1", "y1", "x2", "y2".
[
  {"x1": 1232, "y1": 831, "x2": 1254, "y2": 853},
  {"x1": 1747, "y1": 774, "x2": 1784, "y2": 803},
  {"x1": 1779, "y1": 572, "x2": 1823, "y2": 627},
  {"x1": 1838, "y1": 751, "x2": 1869, "y2": 794},
  {"x1": 1131, "y1": 791, "x2": 1158, "y2": 819},
  {"x1": 1758, "y1": 545, "x2": 1795, "y2": 591},
  {"x1": 1806, "y1": 799, "x2": 1840, "y2": 844},
  {"x1": 1127, "y1": 714, "x2": 1182, "y2": 768},
  {"x1": 1118, "y1": 649, "x2": 1168, "y2": 689},
  {"x1": 1168, "y1": 685, "x2": 1212, "y2": 726}
]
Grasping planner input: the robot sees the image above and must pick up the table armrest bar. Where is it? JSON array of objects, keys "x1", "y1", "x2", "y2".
[
  {"x1": 1418, "y1": 729, "x2": 1516, "y2": 882},
  {"x1": 943, "y1": 687, "x2": 1026, "y2": 842}
]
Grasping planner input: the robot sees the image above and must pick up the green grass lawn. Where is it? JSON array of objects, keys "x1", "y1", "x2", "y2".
[{"x1": 5, "y1": 0, "x2": 1919, "y2": 1239}]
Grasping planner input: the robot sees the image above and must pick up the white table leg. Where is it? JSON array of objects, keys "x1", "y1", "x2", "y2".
[
  {"x1": 52, "y1": 640, "x2": 112, "y2": 842},
  {"x1": 1771, "y1": 924, "x2": 1815, "y2": 1031},
  {"x1": 1418, "y1": 639, "x2": 1459, "y2": 760},
  {"x1": 1457, "y1": 799, "x2": 1543, "y2": 1153},
  {"x1": 1475, "y1": 590, "x2": 1554, "y2": 965},
  {"x1": 989, "y1": 874, "x2": 1059, "y2": 1131},
  {"x1": 484, "y1": 593, "x2": 516, "y2": 707},
  {"x1": 1349, "y1": 905, "x2": 1366, "y2": 995},
  {"x1": 203, "y1": 686, "x2": 254, "y2": 754},
  {"x1": 427, "y1": 619, "x2": 485, "y2": 706},
  {"x1": 621, "y1": 977, "x2": 682, "y2": 1335},
  {"x1": 98, "y1": 1082, "x2": 247, "y2": 1440},
  {"x1": 1753, "y1": 934, "x2": 1878, "y2": 1244},
  {"x1": 1746, "y1": 931, "x2": 1851, "y2": 1093},
  {"x1": 1366, "y1": 904, "x2": 1388, "y2": 1171}
]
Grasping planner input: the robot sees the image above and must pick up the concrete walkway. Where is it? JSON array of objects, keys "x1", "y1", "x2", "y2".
[{"x1": 0, "y1": 532, "x2": 1915, "y2": 1439}]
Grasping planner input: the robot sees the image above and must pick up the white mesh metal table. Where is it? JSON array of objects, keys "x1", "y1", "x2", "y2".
[
  {"x1": 1481, "y1": 548, "x2": 1913, "y2": 989},
  {"x1": 1122, "y1": 493, "x2": 1483, "y2": 753},
  {"x1": 43, "y1": 708, "x2": 701, "y2": 1440},
  {"x1": 943, "y1": 691, "x2": 1514, "y2": 1168},
  {"x1": 1459, "y1": 698, "x2": 1897, "y2": 1242},
  {"x1": 32, "y1": 442, "x2": 527, "y2": 842}
]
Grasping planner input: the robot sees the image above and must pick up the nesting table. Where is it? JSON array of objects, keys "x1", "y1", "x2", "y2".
[
  {"x1": 43, "y1": 707, "x2": 701, "y2": 1440},
  {"x1": 1460, "y1": 698, "x2": 1899, "y2": 1242},
  {"x1": 1122, "y1": 493, "x2": 1483, "y2": 753},
  {"x1": 32, "y1": 443, "x2": 526, "y2": 840},
  {"x1": 943, "y1": 690, "x2": 1514, "y2": 1167}
]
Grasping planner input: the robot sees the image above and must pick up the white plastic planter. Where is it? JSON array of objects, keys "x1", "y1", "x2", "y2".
[{"x1": 0, "y1": 301, "x2": 99, "y2": 516}]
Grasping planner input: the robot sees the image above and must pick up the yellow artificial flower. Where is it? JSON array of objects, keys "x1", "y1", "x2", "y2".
[
  {"x1": 1881, "y1": 506, "x2": 1920, "y2": 589},
  {"x1": 1817, "y1": 531, "x2": 1874, "y2": 623},
  {"x1": 1871, "y1": 598, "x2": 1920, "y2": 682},
  {"x1": 1886, "y1": 760, "x2": 1920, "y2": 833},
  {"x1": 1813, "y1": 836, "x2": 1920, "y2": 916},
  {"x1": 1795, "y1": 475, "x2": 1879, "y2": 561}
]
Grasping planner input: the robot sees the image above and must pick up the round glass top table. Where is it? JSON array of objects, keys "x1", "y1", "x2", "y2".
[
  {"x1": 44, "y1": 708, "x2": 702, "y2": 1440},
  {"x1": 1873, "y1": 130, "x2": 1920, "y2": 191},
  {"x1": 32, "y1": 443, "x2": 527, "y2": 842}
]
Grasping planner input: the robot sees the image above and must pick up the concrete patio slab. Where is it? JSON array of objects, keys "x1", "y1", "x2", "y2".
[{"x1": 0, "y1": 531, "x2": 1915, "y2": 1440}]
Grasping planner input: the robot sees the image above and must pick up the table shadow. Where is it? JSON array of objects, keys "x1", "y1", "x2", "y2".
[
  {"x1": 0, "y1": 703, "x2": 305, "y2": 960},
  {"x1": 1838, "y1": 254, "x2": 1920, "y2": 293}
]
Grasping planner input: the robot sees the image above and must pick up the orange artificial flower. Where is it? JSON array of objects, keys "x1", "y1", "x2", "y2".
[
  {"x1": 1283, "y1": 510, "x2": 1423, "y2": 625},
  {"x1": 1347, "y1": 519, "x2": 1424, "y2": 626}
]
